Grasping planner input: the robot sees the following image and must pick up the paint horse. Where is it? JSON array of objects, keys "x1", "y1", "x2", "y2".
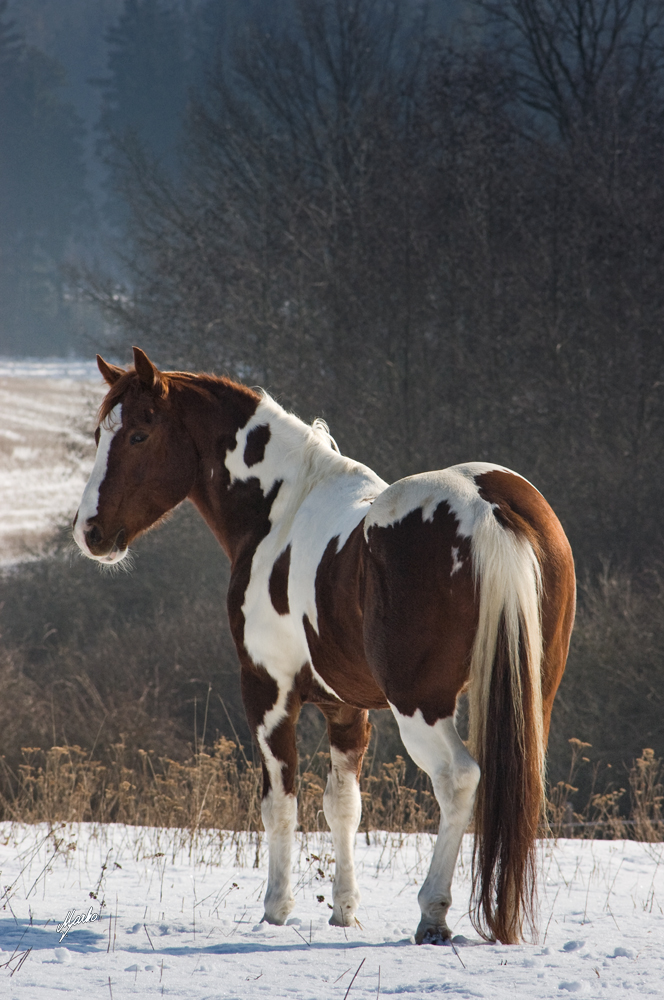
[{"x1": 73, "y1": 348, "x2": 575, "y2": 945}]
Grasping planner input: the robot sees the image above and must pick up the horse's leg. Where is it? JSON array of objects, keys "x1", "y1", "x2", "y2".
[
  {"x1": 243, "y1": 672, "x2": 302, "y2": 925},
  {"x1": 392, "y1": 709, "x2": 480, "y2": 943},
  {"x1": 319, "y1": 704, "x2": 371, "y2": 927}
]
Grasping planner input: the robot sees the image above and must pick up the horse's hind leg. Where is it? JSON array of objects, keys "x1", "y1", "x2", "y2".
[
  {"x1": 319, "y1": 704, "x2": 371, "y2": 927},
  {"x1": 392, "y1": 709, "x2": 480, "y2": 943}
]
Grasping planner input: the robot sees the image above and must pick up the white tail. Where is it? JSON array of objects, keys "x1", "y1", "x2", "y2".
[{"x1": 467, "y1": 507, "x2": 544, "y2": 783}]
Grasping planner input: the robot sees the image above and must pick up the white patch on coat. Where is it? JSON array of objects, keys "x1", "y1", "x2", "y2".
[
  {"x1": 364, "y1": 463, "x2": 519, "y2": 539},
  {"x1": 225, "y1": 394, "x2": 388, "y2": 706},
  {"x1": 450, "y1": 546, "x2": 463, "y2": 576},
  {"x1": 73, "y1": 404, "x2": 122, "y2": 557}
]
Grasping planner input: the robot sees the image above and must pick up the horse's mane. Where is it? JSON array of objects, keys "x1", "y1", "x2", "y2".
[{"x1": 97, "y1": 368, "x2": 258, "y2": 424}]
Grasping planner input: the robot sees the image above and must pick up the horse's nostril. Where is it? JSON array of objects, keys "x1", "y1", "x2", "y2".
[{"x1": 86, "y1": 524, "x2": 102, "y2": 547}]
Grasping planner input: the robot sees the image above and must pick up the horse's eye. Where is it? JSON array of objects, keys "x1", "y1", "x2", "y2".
[{"x1": 130, "y1": 432, "x2": 148, "y2": 445}]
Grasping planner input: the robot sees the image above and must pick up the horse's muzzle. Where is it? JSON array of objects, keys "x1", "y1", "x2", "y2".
[{"x1": 82, "y1": 523, "x2": 127, "y2": 562}]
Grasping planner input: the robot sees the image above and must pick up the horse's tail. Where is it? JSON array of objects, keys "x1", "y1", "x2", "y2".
[{"x1": 467, "y1": 506, "x2": 544, "y2": 944}]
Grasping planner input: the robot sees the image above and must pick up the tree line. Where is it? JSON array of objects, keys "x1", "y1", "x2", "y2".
[
  {"x1": 2, "y1": 0, "x2": 662, "y2": 781},
  {"x1": 84, "y1": 0, "x2": 664, "y2": 575},
  {"x1": 0, "y1": 0, "x2": 271, "y2": 352},
  {"x1": 0, "y1": 0, "x2": 86, "y2": 353}
]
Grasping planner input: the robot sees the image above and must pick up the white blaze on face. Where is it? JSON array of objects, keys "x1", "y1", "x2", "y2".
[{"x1": 73, "y1": 404, "x2": 122, "y2": 557}]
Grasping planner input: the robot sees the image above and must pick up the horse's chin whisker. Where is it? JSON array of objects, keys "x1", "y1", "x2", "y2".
[{"x1": 96, "y1": 550, "x2": 133, "y2": 576}]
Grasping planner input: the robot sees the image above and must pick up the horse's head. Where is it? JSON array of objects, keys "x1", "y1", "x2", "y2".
[{"x1": 73, "y1": 347, "x2": 198, "y2": 563}]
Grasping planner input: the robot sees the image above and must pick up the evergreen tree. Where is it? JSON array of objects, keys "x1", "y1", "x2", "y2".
[
  {"x1": 95, "y1": 0, "x2": 188, "y2": 175},
  {"x1": 0, "y1": 0, "x2": 87, "y2": 353}
]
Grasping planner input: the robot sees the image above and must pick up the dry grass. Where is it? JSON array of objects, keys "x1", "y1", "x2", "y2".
[
  {"x1": 0, "y1": 737, "x2": 660, "y2": 840},
  {"x1": 0, "y1": 740, "x2": 439, "y2": 835},
  {"x1": 547, "y1": 738, "x2": 663, "y2": 841}
]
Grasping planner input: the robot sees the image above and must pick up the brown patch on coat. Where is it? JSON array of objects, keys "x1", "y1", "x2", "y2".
[
  {"x1": 363, "y1": 501, "x2": 477, "y2": 724},
  {"x1": 244, "y1": 423, "x2": 271, "y2": 467},
  {"x1": 318, "y1": 703, "x2": 372, "y2": 779},
  {"x1": 244, "y1": 664, "x2": 330, "y2": 798},
  {"x1": 269, "y1": 545, "x2": 291, "y2": 615},
  {"x1": 262, "y1": 686, "x2": 303, "y2": 797},
  {"x1": 222, "y1": 475, "x2": 283, "y2": 790},
  {"x1": 303, "y1": 528, "x2": 389, "y2": 712}
]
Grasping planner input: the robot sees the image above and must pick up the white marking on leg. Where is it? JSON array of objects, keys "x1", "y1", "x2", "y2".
[
  {"x1": 390, "y1": 707, "x2": 480, "y2": 942},
  {"x1": 73, "y1": 404, "x2": 122, "y2": 558},
  {"x1": 260, "y1": 776, "x2": 297, "y2": 925},
  {"x1": 323, "y1": 747, "x2": 362, "y2": 926},
  {"x1": 256, "y1": 692, "x2": 297, "y2": 925}
]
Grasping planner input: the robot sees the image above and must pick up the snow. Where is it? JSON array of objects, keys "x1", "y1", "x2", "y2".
[
  {"x1": 0, "y1": 358, "x2": 106, "y2": 381},
  {"x1": 0, "y1": 824, "x2": 662, "y2": 998},
  {"x1": 0, "y1": 360, "x2": 105, "y2": 564}
]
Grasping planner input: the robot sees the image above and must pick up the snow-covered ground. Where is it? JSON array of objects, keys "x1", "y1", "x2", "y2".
[
  {"x1": 0, "y1": 358, "x2": 105, "y2": 564},
  {"x1": 0, "y1": 824, "x2": 661, "y2": 998}
]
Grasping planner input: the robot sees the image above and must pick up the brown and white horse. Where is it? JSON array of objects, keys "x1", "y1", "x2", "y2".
[{"x1": 73, "y1": 347, "x2": 575, "y2": 945}]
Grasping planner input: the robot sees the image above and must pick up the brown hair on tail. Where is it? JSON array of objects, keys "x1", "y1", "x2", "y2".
[{"x1": 467, "y1": 510, "x2": 544, "y2": 943}]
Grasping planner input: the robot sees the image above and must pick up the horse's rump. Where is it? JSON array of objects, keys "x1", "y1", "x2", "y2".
[{"x1": 362, "y1": 463, "x2": 574, "y2": 942}]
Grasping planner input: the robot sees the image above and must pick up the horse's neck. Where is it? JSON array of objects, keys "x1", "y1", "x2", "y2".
[{"x1": 185, "y1": 382, "x2": 347, "y2": 562}]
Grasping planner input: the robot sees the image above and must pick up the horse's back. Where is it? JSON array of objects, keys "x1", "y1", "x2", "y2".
[{"x1": 361, "y1": 463, "x2": 575, "y2": 717}]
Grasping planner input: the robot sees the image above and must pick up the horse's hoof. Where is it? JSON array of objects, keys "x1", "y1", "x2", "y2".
[
  {"x1": 328, "y1": 909, "x2": 355, "y2": 927},
  {"x1": 261, "y1": 898, "x2": 295, "y2": 925},
  {"x1": 415, "y1": 923, "x2": 452, "y2": 945}
]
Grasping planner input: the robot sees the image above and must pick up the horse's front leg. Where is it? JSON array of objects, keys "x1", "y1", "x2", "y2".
[
  {"x1": 319, "y1": 704, "x2": 371, "y2": 927},
  {"x1": 243, "y1": 670, "x2": 302, "y2": 925}
]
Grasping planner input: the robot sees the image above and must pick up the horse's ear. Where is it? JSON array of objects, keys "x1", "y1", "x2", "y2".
[
  {"x1": 97, "y1": 355, "x2": 125, "y2": 385},
  {"x1": 132, "y1": 346, "x2": 163, "y2": 392}
]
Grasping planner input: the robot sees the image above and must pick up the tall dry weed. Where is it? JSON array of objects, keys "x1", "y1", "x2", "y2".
[
  {"x1": 2, "y1": 737, "x2": 660, "y2": 840},
  {"x1": 0, "y1": 740, "x2": 440, "y2": 834},
  {"x1": 629, "y1": 748, "x2": 663, "y2": 842},
  {"x1": 546, "y1": 738, "x2": 663, "y2": 840}
]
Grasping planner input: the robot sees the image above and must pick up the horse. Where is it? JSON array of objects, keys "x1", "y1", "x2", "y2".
[{"x1": 73, "y1": 347, "x2": 575, "y2": 945}]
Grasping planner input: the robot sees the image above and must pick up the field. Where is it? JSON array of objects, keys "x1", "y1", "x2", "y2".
[
  {"x1": 0, "y1": 359, "x2": 103, "y2": 564},
  {"x1": 0, "y1": 361, "x2": 663, "y2": 997},
  {"x1": 0, "y1": 824, "x2": 662, "y2": 998}
]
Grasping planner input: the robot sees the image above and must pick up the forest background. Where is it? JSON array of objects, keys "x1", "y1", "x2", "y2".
[{"x1": 1, "y1": 0, "x2": 663, "y2": 825}]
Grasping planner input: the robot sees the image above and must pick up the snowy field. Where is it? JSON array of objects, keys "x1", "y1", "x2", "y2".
[
  {"x1": 0, "y1": 358, "x2": 105, "y2": 564},
  {"x1": 1, "y1": 359, "x2": 663, "y2": 998},
  {"x1": 0, "y1": 824, "x2": 662, "y2": 998}
]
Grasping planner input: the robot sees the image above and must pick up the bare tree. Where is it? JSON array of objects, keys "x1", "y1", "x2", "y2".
[
  {"x1": 476, "y1": 0, "x2": 664, "y2": 135},
  {"x1": 80, "y1": 0, "x2": 664, "y2": 568}
]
